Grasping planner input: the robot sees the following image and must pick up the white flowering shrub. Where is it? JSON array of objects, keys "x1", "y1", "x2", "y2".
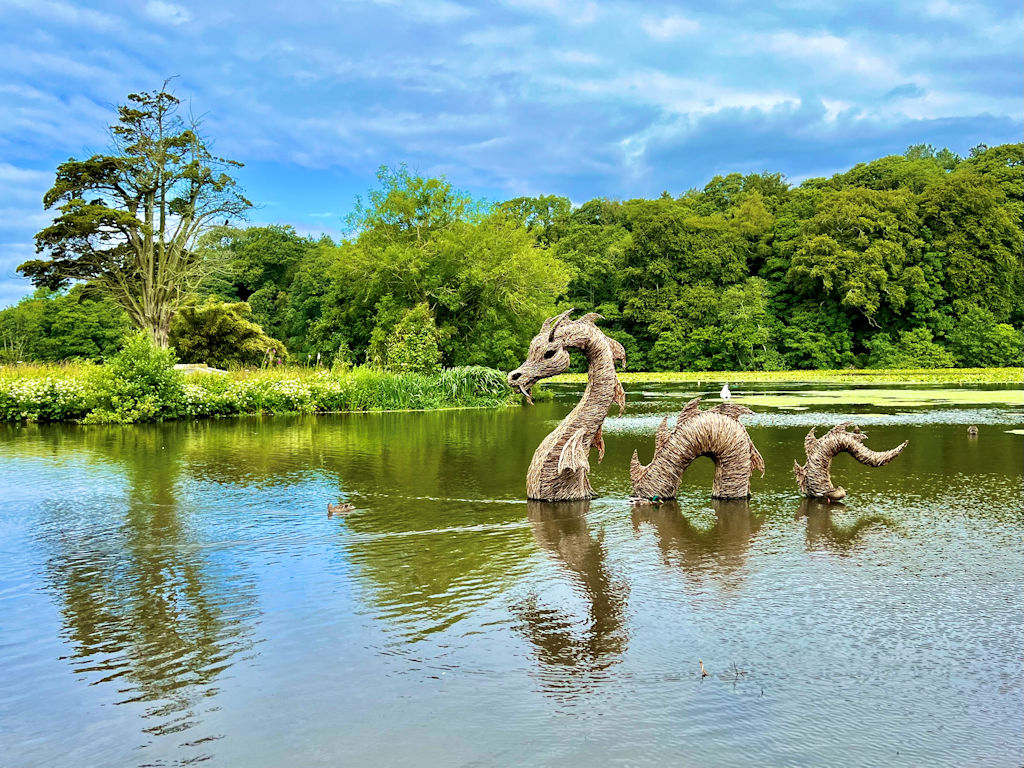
[{"x1": 0, "y1": 375, "x2": 98, "y2": 421}]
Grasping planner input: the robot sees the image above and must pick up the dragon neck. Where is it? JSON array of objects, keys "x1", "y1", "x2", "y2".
[{"x1": 559, "y1": 335, "x2": 618, "y2": 433}]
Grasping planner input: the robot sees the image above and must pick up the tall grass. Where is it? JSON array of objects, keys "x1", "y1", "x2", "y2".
[{"x1": 0, "y1": 362, "x2": 516, "y2": 423}]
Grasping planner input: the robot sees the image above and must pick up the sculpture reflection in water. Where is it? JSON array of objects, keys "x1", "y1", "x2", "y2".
[
  {"x1": 42, "y1": 425, "x2": 258, "y2": 762},
  {"x1": 631, "y1": 499, "x2": 763, "y2": 589},
  {"x1": 795, "y1": 498, "x2": 897, "y2": 552},
  {"x1": 512, "y1": 501, "x2": 629, "y2": 689}
]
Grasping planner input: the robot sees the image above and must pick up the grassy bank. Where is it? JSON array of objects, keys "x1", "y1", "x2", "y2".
[
  {"x1": 0, "y1": 361, "x2": 513, "y2": 423},
  {"x1": 551, "y1": 367, "x2": 1023, "y2": 386}
]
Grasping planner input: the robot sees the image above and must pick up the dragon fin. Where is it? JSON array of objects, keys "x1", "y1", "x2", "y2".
[
  {"x1": 613, "y1": 379, "x2": 626, "y2": 416},
  {"x1": 557, "y1": 428, "x2": 592, "y2": 475}
]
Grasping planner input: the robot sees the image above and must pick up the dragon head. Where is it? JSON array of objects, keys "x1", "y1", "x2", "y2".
[
  {"x1": 507, "y1": 309, "x2": 575, "y2": 404},
  {"x1": 508, "y1": 309, "x2": 625, "y2": 404}
]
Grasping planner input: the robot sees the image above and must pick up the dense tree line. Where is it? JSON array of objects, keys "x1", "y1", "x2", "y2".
[{"x1": 4, "y1": 144, "x2": 1021, "y2": 371}]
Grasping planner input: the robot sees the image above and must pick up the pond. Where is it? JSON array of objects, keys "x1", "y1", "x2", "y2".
[{"x1": 1, "y1": 382, "x2": 1022, "y2": 767}]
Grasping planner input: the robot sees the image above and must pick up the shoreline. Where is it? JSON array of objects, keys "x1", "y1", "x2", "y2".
[{"x1": 550, "y1": 367, "x2": 1022, "y2": 386}]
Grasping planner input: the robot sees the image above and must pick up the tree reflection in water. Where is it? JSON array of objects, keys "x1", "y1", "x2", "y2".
[
  {"x1": 796, "y1": 498, "x2": 897, "y2": 552},
  {"x1": 631, "y1": 499, "x2": 762, "y2": 589},
  {"x1": 512, "y1": 501, "x2": 629, "y2": 692},
  {"x1": 41, "y1": 426, "x2": 258, "y2": 762}
]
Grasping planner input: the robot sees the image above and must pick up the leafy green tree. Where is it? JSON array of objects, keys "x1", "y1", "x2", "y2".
[
  {"x1": 195, "y1": 225, "x2": 318, "y2": 339},
  {"x1": 619, "y1": 197, "x2": 752, "y2": 357},
  {"x1": 787, "y1": 188, "x2": 935, "y2": 325},
  {"x1": 829, "y1": 153, "x2": 948, "y2": 194},
  {"x1": 698, "y1": 171, "x2": 790, "y2": 215},
  {"x1": 169, "y1": 298, "x2": 286, "y2": 368},
  {"x1": 348, "y1": 164, "x2": 482, "y2": 242},
  {"x1": 946, "y1": 305, "x2": 1024, "y2": 367},
  {"x1": 646, "y1": 279, "x2": 778, "y2": 371},
  {"x1": 777, "y1": 308, "x2": 858, "y2": 370},
  {"x1": 866, "y1": 328, "x2": 955, "y2": 368},
  {"x1": 555, "y1": 199, "x2": 630, "y2": 310},
  {"x1": 0, "y1": 287, "x2": 129, "y2": 362},
  {"x1": 717, "y1": 278, "x2": 777, "y2": 369},
  {"x1": 20, "y1": 86, "x2": 251, "y2": 346},
  {"x1": 498, "y1": 195, "x2": 571, "y2": 244},
  {"x1": 290, "y1": 167, "x2": 568, "y2": 370},
  {"x1": 919, "y1": 167, "x2": 1023, "y2": 324}
]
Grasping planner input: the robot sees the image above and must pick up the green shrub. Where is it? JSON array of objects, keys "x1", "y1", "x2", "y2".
[
  {"x1": 169, "y1": 298, "x2": 287, "y2": 369},
  {"x1": 84, "y1": 332, "x2": 186, "y2": 423},
  {"x1": 369, "y1": 302, "x2": 442, "y2": 374},
  {"x1": 947, "y1": 305, "x2": 1024, "y2": 367},
  {"x1": 0, "y1": 364, "x2": 100, "y2": 421}
]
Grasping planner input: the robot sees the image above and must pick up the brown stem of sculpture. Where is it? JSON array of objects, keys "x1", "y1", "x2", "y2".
[
  {"x1": 793, "y1": 422, "x2": 907, "y2": 501},
  {"x1": 508, "y1": 310, "x2": 626, "y2": 501},
  {"x1": 630, "y1": 397, "x2": 764, "y2": 500}
]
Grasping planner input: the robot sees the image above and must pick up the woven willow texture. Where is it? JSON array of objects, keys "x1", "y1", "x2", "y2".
[
  {"x1": 629, "y1": 397, "x2": 764, "y2": 500},
  {"x1": 793, "y1": 423, "x2": 908, "y2": 501},
  {"x1": 508, "y1": 310, "x2": 626, "y2": 501}
]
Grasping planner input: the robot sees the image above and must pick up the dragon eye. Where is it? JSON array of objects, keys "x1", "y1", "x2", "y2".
[{"x1": 543, "y1": 350, "x2": 556, "y2": 359}]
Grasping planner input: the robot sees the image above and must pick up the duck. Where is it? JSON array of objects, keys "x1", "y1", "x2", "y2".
[
  {"x1": 327, "y1": 502, "x2": 356, "y2": 517},
  {"x1": 967, "y1": 425, "x2": 979, "y2": 437},
  {"x1": 699, "y1": 659, "x2": 709, "y2": 678},
  {"x1": 720, "y1": 383, "x2": 732, "y2": 400}
]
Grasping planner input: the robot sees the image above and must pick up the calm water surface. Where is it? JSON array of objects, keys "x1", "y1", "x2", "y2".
[{"x1": 1, "y1": 383, "x2": 1022, "y2": 767}]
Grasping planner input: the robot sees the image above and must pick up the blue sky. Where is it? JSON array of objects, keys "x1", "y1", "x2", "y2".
[{"x1": 1, "y1": 0, "x2": 1020, "y2": 307}]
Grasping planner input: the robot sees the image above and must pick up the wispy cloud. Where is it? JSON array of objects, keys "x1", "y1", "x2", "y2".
[
  {"x1": 640, "y1": 14, "x2": 700, "y2": 41},
  {"x1": 144, "y1": 1, "x2": 193, "y2": 26}
]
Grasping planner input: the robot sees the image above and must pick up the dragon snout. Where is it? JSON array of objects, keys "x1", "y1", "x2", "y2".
[{"x1": 507, "y1": 368, "x2": 534, "y2": 404}]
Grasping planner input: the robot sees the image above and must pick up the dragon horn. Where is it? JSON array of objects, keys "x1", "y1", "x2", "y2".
[{"x1": 543, "y1": 308, "x2": 575, "y2": 340}]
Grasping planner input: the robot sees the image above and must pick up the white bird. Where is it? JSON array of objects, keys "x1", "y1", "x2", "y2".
[{"x1": 720, "y1": 383, "x2": 732, "y2": 400}]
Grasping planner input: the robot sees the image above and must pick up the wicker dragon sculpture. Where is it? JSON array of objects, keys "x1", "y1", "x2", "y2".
[
  {"x1": 508, "y1": 311, "x2": 764, "y2": 502},
  {"x1": 507, "y1": 309, "x2": 626, "y2": 501},
  {"x1": 630, "y1": 397, "x2": 764, "y2": 500},
  {"x1": 794, "y1": 423, "x2": 908, "y2": 501}
]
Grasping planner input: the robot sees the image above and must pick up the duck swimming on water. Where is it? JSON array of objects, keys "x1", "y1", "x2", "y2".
[{"x1": 327, "y1": 502, "x2": 355, "y2": 517}]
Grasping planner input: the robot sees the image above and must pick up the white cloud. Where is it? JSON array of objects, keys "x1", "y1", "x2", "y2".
[
  {"x1": 144, "y1": 1, "x2": 193, "y2": 26},
  {"x1": 461, "y1": 25, "x2": 535, "y2": 48},
  {"x1": 821, "y1": 98, "x2": 852, "y2": 122},
  {"x1": 2, "y1": 0, "x2": 121, "y2": 31},
  {"x1": 554, "y1": 49, "x2": 603, "y2": 65},
  {"x1": 551, "y1": 70, "x2": 792, "y2": 116},
  {"x1": 640, "y1": 14, "x2": 700, "y2": 41},
  {"x1": 503, "y1": 0, "x2": 599, "y2": 25},
  {"x1": 368, "y1": 0, "x2": 474, "y2": 22},
  {"x1": 758, "y1": 31, "x2": 894, "y2": 79},
  {"x1": 925, "y1": 0, "x2": 965, "y2": 18},
  {"x1": 0, "y1": 163, "x2": 52, "y2": 188}
]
